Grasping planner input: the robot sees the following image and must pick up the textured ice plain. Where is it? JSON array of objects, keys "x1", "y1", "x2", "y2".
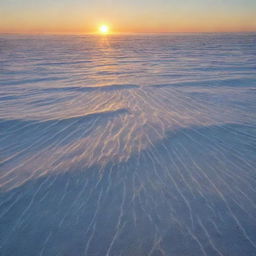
[{"x1": 0, "y1": 33, "x2": 256, "y2": 256}]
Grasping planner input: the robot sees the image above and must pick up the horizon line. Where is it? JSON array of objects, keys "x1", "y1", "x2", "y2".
[{"x1": 1, "y1": 30, "x2": 256, "y2": 36}]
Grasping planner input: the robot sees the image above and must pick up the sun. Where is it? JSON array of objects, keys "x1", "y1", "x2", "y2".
[{"x1": 99, "y1": 25, "x2": 109, "y2": 34}]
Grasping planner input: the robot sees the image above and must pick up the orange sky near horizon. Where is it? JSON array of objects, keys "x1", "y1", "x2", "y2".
[{"x1": 1, "y1": 0, "x2": 256, "y2": 34}]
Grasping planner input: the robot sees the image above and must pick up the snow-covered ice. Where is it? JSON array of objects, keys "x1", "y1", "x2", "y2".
[{"x1": 0, "y1": 33, "x2": 256, "y2": 255}]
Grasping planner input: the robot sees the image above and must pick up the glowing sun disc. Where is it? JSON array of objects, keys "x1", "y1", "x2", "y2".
[{"x1": 99, "y1": 25, "x2": 109, "y2": 34}]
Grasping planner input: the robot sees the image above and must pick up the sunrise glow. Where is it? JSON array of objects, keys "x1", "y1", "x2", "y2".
[
  {"x1": 99, "y1": 25, "x2": 109, "y2": 34},
  {"x1": 1, "y1": 0, "x2": 256, "y2": 34}
]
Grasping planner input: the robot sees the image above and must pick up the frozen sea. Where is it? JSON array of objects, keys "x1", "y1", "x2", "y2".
[{"x1": 0, "y1": 33, "x2": 256, "y2": 255}]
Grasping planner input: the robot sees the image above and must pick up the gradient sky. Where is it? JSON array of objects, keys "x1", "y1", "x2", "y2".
[{"x1": 1, "y1": 0, "x2": 256, "y2": 33}]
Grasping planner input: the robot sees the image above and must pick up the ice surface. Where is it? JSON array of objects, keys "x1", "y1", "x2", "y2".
[{"x1": 0, "y1": 33, "x2": 256, "y2": 255}]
